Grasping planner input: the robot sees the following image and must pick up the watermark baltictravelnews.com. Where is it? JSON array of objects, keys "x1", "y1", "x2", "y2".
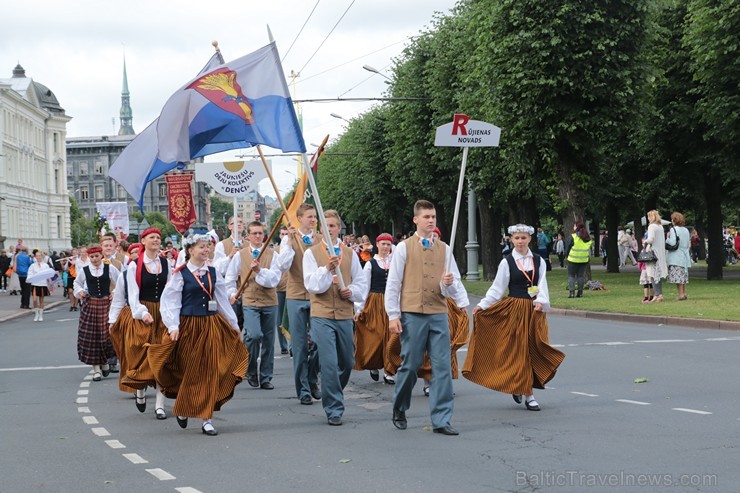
[{"x1": 516, "y1": 470, "x2": 718, "y2": 488}]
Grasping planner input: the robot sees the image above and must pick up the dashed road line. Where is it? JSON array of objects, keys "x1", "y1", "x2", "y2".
[
  {"x1": 571, "y1": 392, "x2": 598, "y2": 397},
  {"x1": 146, "y1": 468, "x2": 176, "y2": 481},
  {"x1": 0, "y1": 364, "x2": 89, "y2": 372},
  {"x1": 78, "y1": 407, "x2": 90, "y2": 413},
  {"x1": 632, "y1": 339, "x2": 695, "y2": 343},
  {"x1": 76, "y1": 397, "x2": 88, "y2": 404},
  {"x1": 616, "y1": 399, "x2": 651, "y2": 406},
  {"x1": 176, "y1": 488, "x2": 204, "y2": 493},
  {"x1": 91, "y1": 427, "x2": 111, "y2": 437},
  {"x1": 77, "y1": 389, "x2": 89, "y2": 395},
  {"x1": 79, "y1": 381, "x2": 90, "y2": 388},
  {"x1": 123, "y1": 453, "x2": 149, "y2": 464},
  {"x1": 82, "y1": 416, "x2": 99, "y2": 425},
  {"x1": 673, "y1": 408, "x2": 712, "y2": 415},
  {"x1": 105, "y1": 440, "x2": 126, "y2": 449}
]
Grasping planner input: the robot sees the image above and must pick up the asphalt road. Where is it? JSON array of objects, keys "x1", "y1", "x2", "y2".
[{"x1": 1, "y1": 304, "x2": 738, "y2": 493}]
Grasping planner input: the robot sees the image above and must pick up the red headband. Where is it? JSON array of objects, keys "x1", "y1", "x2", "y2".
[
  {"x1": 127, "y1": 243, "x2": 142, "y2": 254},
  {"x1": 141, "y1": 227, "x2": 162, "y2": 239},
  {"x1": 433, "y1": 228, "x2": 442, "y2": 238},
  {"x1": 87, "y1": 247, "x2": 103, "y2": 254},
  {"x1": 376, "y1": 234, "x2": 393, "y2": 243}
]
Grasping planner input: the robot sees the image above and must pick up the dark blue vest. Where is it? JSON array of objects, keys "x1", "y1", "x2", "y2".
[
  {"x1": 505, "y1": 253, "x2": 541, "y2": 299},
  {"x1": 139, "y1": 257, "x2": 168, "y2": 302},
  {"x1": 369, "y1": 258, "x2": 388, "y2": 293},
  {"x1": 180, "y1": 266, "x2": 217, "y2": 317},
  {"x1": 84, "y1": 264, "x2": 110, "y2": 298}
]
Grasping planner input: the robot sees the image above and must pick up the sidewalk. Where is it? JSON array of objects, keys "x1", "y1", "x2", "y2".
[{"x1": 0, "y1": 287, "x2": 69, "y2": 323}]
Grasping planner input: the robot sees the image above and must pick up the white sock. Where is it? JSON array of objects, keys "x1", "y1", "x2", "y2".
[
  {"x1": 155, "y1": 388, "x2": 165, "y2": 409},
  {"x1": 202, "y1": 419, "x2": 214, "y2": 430},
  {"x1": 93, "y1": 365, "x2": 101, "y2": 373},
  {"x1": 525, "y1": 395, "x2": 536, "y2": 402},
  {"x1": 136, "y1": 389, "x2": 145, "y2": 399}
]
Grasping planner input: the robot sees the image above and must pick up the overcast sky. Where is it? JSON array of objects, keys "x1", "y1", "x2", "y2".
[{"x1": 1, "y1": 0, "x2": 458, "y2": 197}]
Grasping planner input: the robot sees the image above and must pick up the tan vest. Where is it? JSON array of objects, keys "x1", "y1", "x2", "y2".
[
  {"x1": 106, "y1": 256, "x2": 122, "y2": 271},
  {"x1": 275, "y1": 245, "x2": 288, "y2": 292},
  {"x1": 286, "y1": 232, "x2": 322, "y2": 300},
  {"x1": 400, "y1": 236, "x2": 448, "y2": 314},
  {"x1": 239, "y1": 246, "x2": 277, "y2": 307},
  {"x1": 308, "y1": 243, "x2": 354, "y2": 320}
]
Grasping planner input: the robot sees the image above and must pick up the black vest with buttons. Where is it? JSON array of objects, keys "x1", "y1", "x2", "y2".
[
  {"x1": 505, "y1": 253, "x2": 541, "y2": 299},
  {"x1": 139, "y1": 257, "x2": 168, "y2": 303},
  {"x1": 369, "y1": 258, "x2": 388, "y2": 293},
  {"x1": 180, "y1": 266, "x2": 216, "y2": 317},
  {"x1": 123, "y1": 269, "x2": 129, "y2": 305},
  {"x1": 84, "y1": 264, "x2": 110, "y2": 298}
]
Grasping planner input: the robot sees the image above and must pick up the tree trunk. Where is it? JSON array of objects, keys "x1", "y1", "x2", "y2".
[
  {"x1": 606, "y1": 202, "x2": 620, "y2": 273},
  {"x1": 704, "y1": 169, "x2": 724, "y2": 280},
  {"x1": 592, "y1": 217, "x2": 601, "y2": 258},
  {"x1": 694, "y1": 210, "x2": 707, "y2": 261},
  {"x1": 478, "y1": 199, "x2": 500, "y2": 281}
]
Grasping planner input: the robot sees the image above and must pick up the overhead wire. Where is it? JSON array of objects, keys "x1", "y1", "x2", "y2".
[
  {"x1": 337, "y1": 63, "x2": 393, "y2": 98},
  {"x1": 281, "y1": 0, "x2": 321, "y2": 63},
  {"x1": 298, "y1": 0, "x2": 357, "y2": 74}
]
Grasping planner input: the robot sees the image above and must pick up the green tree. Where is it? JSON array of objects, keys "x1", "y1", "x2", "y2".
[
  {"x1": 69, "y1": 196, "x2": 97, "y2": 246},
  {"x1": 210, "y1": 196, "x2": 233, "y2": 231}
]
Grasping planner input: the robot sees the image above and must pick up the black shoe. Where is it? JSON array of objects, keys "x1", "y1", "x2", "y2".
[
  {"x1": 423, "y1": 385, "x2": 430, "y2": 397},
  {"x1": 327, "y1": 416, "x2": 342, "y2": 426},
  {"x1": 300, "y1": 395, "x2": 313, "y2": 405},
  {"x1": 247, "y1": 376, "x2": 259, "y2": 388},
  {"x1": 369, "y1": 370, "x2": 379, "y2": 381},
  {"x1": 109, "y1": 365, "x2": 119, "y2": 374},
  {"x1": 101, "y1": 365, "x2": 110, "y2": 377},
  {"x1": 176, "y1": 416, "x2": 188, "y2": 429},
  {"x1": 383, "y1": 374, "x2": 396, "y2": 385},
  {"x1": 260, "y1": 381, "x2": 274, "y2": 390},
  {"x1": 568, "y1": 291, "x2": 575, "y2": 298},
  {"x1": 433, "y1": 425, "x2": 459, "y2": 436},
  {"x1": 392, "y1": 408, "x2": 407, "y2": 430},
  {"x1": 576, "y1": 290, "x2": 583, "y2": 298},
  {"x1": 155, "y1": 408, "x2": 167, "y2": 420},
  {"x1": 310, "y1": 384, "x2": 322, "y2": 400},
  {"x1": 281, "y1": 349, "x2": 289, "y2": 355},
  {"x1": 202, "y1": 423, "x2": 218, "y2": 436},
  {"x1": 135, "y1": 392, "x2": 146, "y2": 413},
  {"x1": 69, "y1": 306, "x2": 74, "y2": 312},
  {"x1": 525, "y1": 400, "x2": 541, "y2": 411},
  {"x1": 289, "y1": 348, "x2": 293, "y2": 358},
  {"x1": 512, "y1": 394, "x2": 522, "y2": 404}
]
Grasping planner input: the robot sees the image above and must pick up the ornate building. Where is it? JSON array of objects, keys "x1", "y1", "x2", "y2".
[
  {"x1": 0, "y1": 64, "x2": 72, "y2": 251},
  {"x1": 66, "y1": 60, "x2": 210, "y2": 235}
]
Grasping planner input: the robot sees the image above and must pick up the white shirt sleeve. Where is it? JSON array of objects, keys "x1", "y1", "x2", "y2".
[
  {"x1": 127, "y1": 261, "x2": 155, "y2": 320},
  {"x1": 224, "y1": 253, "x2": 241, "y2": 299},
  {"x1": 354, "y1": 260, "x2": 373, "y2": 312},
  {"x1": 108, "y1": 265, "x2": 121, "y2": 288},
  {"x1": 534, "y1": 257, "x2": 550, "y2": 311},
  {"x1": 478, "y1": 259, "x2": 509, "y2": 310},
  {"x1": 440, "y1": 245, "x2": 467, "y2": 307},
  {"x1": 213, "y1": 269, "x2": 239, "y2": 332},
  {"x1": 108, "y1": 270, "x2": 127, "y2": 324},
  {"x1": 254, "y1": 251, "x2": 281, "y2": 289},
  {"x1": 303, "y1": 249, "x2": 334, "y2": 295},
  {"x1": 73, "y1": 269, "x2": 87, "y2": 298},
  {"x1": 384, "y1": 242, "x2": 407, "y2": 321},
  {"x1": 160, "y1": 270, "x2": 184, "y2": 333},
  {"x1": 347, "y1": 252, "x2": 368, "y2": 304},
  {"x1": 279, "y1": 234, "x2": 296, "y2": 268}
]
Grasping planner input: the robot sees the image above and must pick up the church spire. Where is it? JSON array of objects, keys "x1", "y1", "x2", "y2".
[{"x1": 118, "y1": 56, "x2": 135, "y2": 136}]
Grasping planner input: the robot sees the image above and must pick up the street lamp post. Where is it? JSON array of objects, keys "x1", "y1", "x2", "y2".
[
  {"x1": 362, "y1": 64, "x2": 392, "y2": 81},
  {"x1": 330, "y1": 113, "x2": 350, "y2": 123},
  {"x1": 465, "y1": 180, "x2": 480, "y2": 281}
]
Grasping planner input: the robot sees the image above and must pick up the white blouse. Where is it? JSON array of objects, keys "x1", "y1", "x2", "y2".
[
  {"x1": 73, "y1": 263, "x2": 120, "y2": 299},
  {"x1": 126, "y1": 253, "x2": 171, "y2": 320},
  {"x1": 27, "y1": 261, "x2": 54, "y2": 287},
  {"x1": 159, "y1": 262, "x2": 238, "y2": 333},
  {"x1": 108, "y1": 270, "x2": 128, "y2": 324},
  {"x1": 302, "y1": 239, "x2": 368, "y2": 305},
  {"x1": 477, "y1": 249, "x2": 550, "y2": 311}
]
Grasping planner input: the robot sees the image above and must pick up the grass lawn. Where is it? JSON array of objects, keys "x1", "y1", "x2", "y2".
[{"x1": 463, "y1": 268, "x2": 740, "y2": 322}]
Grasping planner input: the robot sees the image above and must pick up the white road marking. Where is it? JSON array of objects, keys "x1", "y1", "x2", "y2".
[
  {"x1": 83, "y1": 374, "x2": 93, "y2": 381},
  {"x1": 632, "y1": 339, "x2": 695, "y2": 343},
  {"x1": 91, "y1": 427, "x2": 111, "y2": 437},
  {"x1": 584, "y1": 341, "x2": 633, "y2": 346},
  {"x1": 82, "y1": 416, "x2": 99, "y2": 425},
  {"x1": 78, "y1": 407, "x2": 90, "y2": 413},
  {"x1": 0, "y1": 364, "x2": 89, "y2": 372},
  {"x1": 56, "y1": 318, "x2": 76, "y2": 321},
  {"x1": 77, "y1": 389, "x2": 89, "y2": 396},
  {"x1": 571, "y1": 392, "x2": 599, "y2": 397},
  {"x1": 123, "y1": 453, "x2": 149, "y2": 464},
  {"x1": 79, "y1": 381, "x2": 90, "y2": 388},
  {"x1": 176, "y1": 488, "x2": 203, "y2": 493},
  {"x1": 616, "y1": 399, "x2": 651, "y2": 406},
  {"x1": 457, "y1": 348, "x2": 468, "y2": 353},
  {"x1": 552, "y1": 344, "x2": 565, "y2": 348},
  {"x1": 706, "y1": 337, "x2": 740, "y2": 341},
  {"x1": 673, "y1": 408, "x2": 712, "y2": 415},
  {"x1": 105, "y1": 440, "x2": 126, "y2": 449},
  {"x1": 146, "y1": 468, "x2": 176, "y2": 481},
  {"x1": 76, "y1": 397, "x2": 88, "y2": 404}
]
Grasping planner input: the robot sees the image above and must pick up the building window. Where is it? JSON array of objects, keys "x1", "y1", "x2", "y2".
[
  {"x1": 80, "y1": 187, "x2": 89, "y2": 200},
  {"x1": 95, "y1": 185, "x2": 105, "y2": 200},
  {"x1": 80, "y1": 162, "x2": 88, "y2": 175},
  {"x1": 57, "y1": 215, "x2": 63, "y2": 237},
  {"x1": 118, "y1": 186, "x2": 127, "y2": 199},
  {"x1": 94, "y1": 161, "x2": 105, "y2": 175},
  {"x1": 159, "y1": 183, "x2": 167, "y2": 197}
]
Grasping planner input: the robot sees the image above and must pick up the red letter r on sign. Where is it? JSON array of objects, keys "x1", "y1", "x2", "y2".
[{"x1": 451, "y1": 114, "x2": 469, "y2": 135}]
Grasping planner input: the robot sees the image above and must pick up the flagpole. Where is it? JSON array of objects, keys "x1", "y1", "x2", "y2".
[
  {"x1": 446, "y1": 146, "x2": 469, "y2": 274},
  {"x1": 233, "y1": 196, "x2": 239, "y2": 242},
  {"x1": 256, "y1": 146, "x2": 294, "y2": 227}
]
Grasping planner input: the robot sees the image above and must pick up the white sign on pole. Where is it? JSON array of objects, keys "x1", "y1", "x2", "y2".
[
  {"x1": 434, "y1": 113, "x2": 501, "y2": 147},
  {"x1": 96, "y1": 202, "x2": 129, "y2": 239},
  {"x1": 195, "y1": 160, "x2": 269, "y2": 197}
]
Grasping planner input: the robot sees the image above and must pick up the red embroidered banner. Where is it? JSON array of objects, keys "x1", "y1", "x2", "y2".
[{"x1": 165, "y1": 172, "x2": 196, "y2": 235}]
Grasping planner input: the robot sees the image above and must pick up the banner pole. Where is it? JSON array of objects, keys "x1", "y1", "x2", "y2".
[
  {"x1": 256, "y1": 146, "x2": 294, "y2": 228},
  {"x1": 446, "y1": 146, "x2": 468, "y2": 274}
]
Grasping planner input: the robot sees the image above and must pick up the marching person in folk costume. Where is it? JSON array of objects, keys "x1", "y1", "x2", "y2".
[
  {"x1": 303, "y1": 210, "x2": 367, "y2": 425},
  {"x1": 112, "y1": 228, "x2": 171, "y2": 419},
  {"x1": 28, "y1": 249, "x2": 54, "y2": 322},
  {"x1": 226, "y1": 221, "x2": 289, "y2": 390},
  {"x1": 462, "y1": 224, "x2": 565, "y2": 411},
  {"x1": 108, "y1": 243, "x2": 140, "y2": 392},
  {"x1": 280, "y1": 204, "x2": 322, "y2": 405},
  {"x1": 213, "y1": 216, "x2": 245, "y2": 274},
  {"x1": 101, "y1": 232, "x2": 123, "y2": 373},
  {"x1": 354, "y1": 233, "x2": 395, "y2": 384},
  {"x1": 74, "y1": 243, "x2": 120, "y2": 381},
  {"x1": 386, "y1": 200, "x2": 467, "y2": 436},
  {"x1": 148, "y1": 234, "x2": 248, "y2": 436}
]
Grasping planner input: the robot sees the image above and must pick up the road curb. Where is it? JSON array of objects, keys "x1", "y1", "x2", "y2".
[
  {"x1": 466, "y1": 294, "x2": 740, "y2": 331},
  {"x1": 0, "y1": 301, "x2": 68, "y2": 324}
]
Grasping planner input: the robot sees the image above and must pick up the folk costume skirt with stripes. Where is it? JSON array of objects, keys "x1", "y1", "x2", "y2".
[
  {"x1": 385, "y1": 298, "x2": 470, "y2": 379},
  {"x1": 462, "y1": 297, "x2": 565, "y2": 395},
  {"x1": 353, "y1": 292, "x2": 387, "y2": 370},
  {"x1": 77, "y1": 297, "x2": 116, "y2": 365},
  {"x1": 109, "y1": 301, "x2": 167, "y2": 392},
  {"x1": 147, "y1": 314, "x2": 249, "y2": 420}
]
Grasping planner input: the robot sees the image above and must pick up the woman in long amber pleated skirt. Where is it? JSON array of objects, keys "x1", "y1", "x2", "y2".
[
  {"x1": 462, "y1": 297, "x2": 565, "y2": 395},
  {"x1": 109, "y1": 305, "x2": 135, "y2": 393},
  {"x1": 353, "y1": 292, "x2": 387, "y2": 371},
  {"x1": 147, "y1": 314, "x2": 249, "y2": 420},
  {"x1": 385, "y1": 298, "x2": 470, "y2": 382}
]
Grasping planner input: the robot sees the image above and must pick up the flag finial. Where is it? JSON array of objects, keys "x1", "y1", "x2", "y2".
[{"x1": 267, "y1": 25, "x2": 275, "y2": 43}]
